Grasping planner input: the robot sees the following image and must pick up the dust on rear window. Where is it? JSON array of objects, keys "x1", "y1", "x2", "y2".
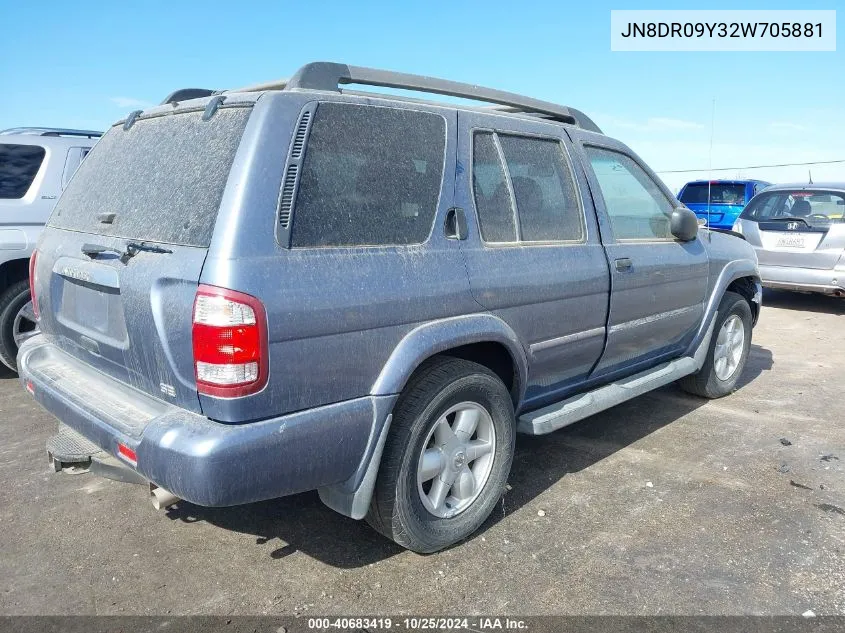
[{"x1": 48, "y1": 107, "x2": 251, "y2": 247}]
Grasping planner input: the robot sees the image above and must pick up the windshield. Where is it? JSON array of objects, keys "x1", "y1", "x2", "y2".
[
  {"x1": 741, "y1": 190, "x2": 845, "y2": 224},
  {"x1": 48, "y1": 107, "x2": 251, "y2": 247},
  {"x1": 680, "y1": 183, "x2": 747, "y2": 205}
]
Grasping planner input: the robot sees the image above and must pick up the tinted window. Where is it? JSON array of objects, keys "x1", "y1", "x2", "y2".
[
  {"x1": 680, "y1": 183, "x2": 747, "y2": 205},
  {"x1": 497, "y1": 135, "x2": 583, "y2": 242},
  {"x1": 586, "y1": 147, "x2": 674, "y2": 240},
  {"x1": 742, "y1": 190, "x2": 845, "y2": 224},
  {"x1": 49, "y1": 107, "x2": 250, "y2": 247},
  {"x1": 290, "y1": 103, "x2": 446, "y2": 247},
  {"x1": 472, "y1": 132, "x2": 516, "y2": 242},
  {"x1": 0, "y1": 144, "x2": 46, "y2": 199}
]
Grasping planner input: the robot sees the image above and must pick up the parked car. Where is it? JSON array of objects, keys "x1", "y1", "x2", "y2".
[
  {"x1": 18, "y1": 63, "x2": 762, "y2": 553},
  {"x1": 732, "y1": 182, "x2": 845, "y2": 296},
  {"x1": 678, "y1": 179, "x2": 770, "y2": 230},
  {"x1": 0, "y1": 127, "x2": 101, "y2": 371}
]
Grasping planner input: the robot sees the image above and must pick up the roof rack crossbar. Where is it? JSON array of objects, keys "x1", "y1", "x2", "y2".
[
  {"x1": 280, "y1": 62, "x2": 601, "y2": 132},
  {"x1": 0, "y1": 127, "x2": 102, "y2": 138}
]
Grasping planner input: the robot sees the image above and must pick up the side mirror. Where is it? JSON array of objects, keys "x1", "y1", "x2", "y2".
[{"x1": 670, "y1": 207, "x2": 699, "y2": 241}]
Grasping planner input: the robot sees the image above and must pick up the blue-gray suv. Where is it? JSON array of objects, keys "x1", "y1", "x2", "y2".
[{"x1": 19, "y1": 63, "x2": 762, "y2": 552}]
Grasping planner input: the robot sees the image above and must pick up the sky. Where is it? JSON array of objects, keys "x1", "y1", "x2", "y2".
[{"x1": 1, "y1": 0, "x2": 842, "y2": 193}]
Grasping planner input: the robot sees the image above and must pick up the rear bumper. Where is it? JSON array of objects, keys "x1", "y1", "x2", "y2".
[
  {"x1": 759, "y1": 264, "x2": 845, "y2": 295},
  {"x1": 18, "y1": 335, "x2": 390, "y2": 507}
]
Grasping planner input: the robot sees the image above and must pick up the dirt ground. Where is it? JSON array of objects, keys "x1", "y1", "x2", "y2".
[{"x1": 0, "y1": 289, "x2": 842, "y2": 616}]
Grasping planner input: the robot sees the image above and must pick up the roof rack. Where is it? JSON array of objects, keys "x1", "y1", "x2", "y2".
[
  {"x1": 0, "y1": 127, "x2": 102, "y2": 138},
  {"x1": 160, "y1": 88, "x2": 216, "y2": 105},
  {"x1": 161, "y1": 62, "x2": 603, "y2": 133}
]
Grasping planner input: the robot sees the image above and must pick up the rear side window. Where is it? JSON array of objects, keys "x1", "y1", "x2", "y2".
[
  {"x1": 497, "y1": 135, "x2": 583, "y2": 242},
  {"x1": 49, "y1": 107, "x2": 251, "y2": 247},
  {"x1": 471, "y1": 131, "x2": 583, "y2": 243},
  {"x1": 290, "y1": 103, "x2": 446, "y2": 247},
  {"x1": 585, "y1": 147, "x2": 674, "y2": 240},
  {"x1": 0, "y1": 144, "x2": 46, "y2": 199}
]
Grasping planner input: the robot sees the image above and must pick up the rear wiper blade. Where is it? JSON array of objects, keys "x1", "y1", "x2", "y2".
[
  {"x1": 81, "y1": 241, "x2": 172, "y2": 263},
  {"x1": 124, "y1": 241, "x2": 173, "y2": 257}
]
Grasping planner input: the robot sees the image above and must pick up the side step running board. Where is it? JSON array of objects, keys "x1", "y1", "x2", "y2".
[{"x1": 517, "y1": 319, "x2": 715, "y2": 435}]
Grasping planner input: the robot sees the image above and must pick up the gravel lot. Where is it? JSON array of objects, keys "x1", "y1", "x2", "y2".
[{"x1": 0, "y1": 290, "x2": 843, "y2": 616}]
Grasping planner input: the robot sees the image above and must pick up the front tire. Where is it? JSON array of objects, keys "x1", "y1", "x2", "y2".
[
  {"x1": 366, "y1": 356, "x2": 515, "y2": 553},
  {"x1": 0, "y1": 280, "x2": 38, "y2": 372},
  {"x1": 679, "y1": 291, "x2": 752, "y2": 399}
]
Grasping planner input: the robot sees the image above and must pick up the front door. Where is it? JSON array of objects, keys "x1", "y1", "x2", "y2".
[{"x1": 571, "y1": 134, "x2": 709, "y2": 378}]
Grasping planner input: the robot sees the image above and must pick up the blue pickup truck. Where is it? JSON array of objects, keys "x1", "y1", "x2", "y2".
[{"x1": 678, "y1": 180, "x2": 771, "y2": 230}]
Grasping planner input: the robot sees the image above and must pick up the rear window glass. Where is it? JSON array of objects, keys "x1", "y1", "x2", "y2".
[
  {"x1": 0, "y1": 144, "x2": 46, "y2": 199},
  {"x1": 290, "y1": 103, "x2": 446, "y2": 247},
  {"x1": 741, "y1": 190, "x2": 845, "y2": 224},
  {"x1": 49, "y1": 107, "x2": 251, "y2": 247},
  {"x1": 680, "y1": 183, "x2": 747, "y2": 205}
]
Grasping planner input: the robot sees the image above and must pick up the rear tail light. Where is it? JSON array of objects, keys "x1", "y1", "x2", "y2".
[
  {"x1": 192, "y1": 285, "x2": 268, "y2": 398},
  {"x1": 28, "y1": 249, "x2": 39, "y2": 320}
]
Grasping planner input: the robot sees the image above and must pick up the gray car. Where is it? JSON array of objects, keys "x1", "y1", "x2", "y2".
[
  {"x1": 732, "y1": 182, "x2": 845, "y2": 296},
  {"x1": 0, "y1": 127, "x2": 100, "y2": 370},
  {"x1": 18, "y1": 63, "x2": 761, "y2": 552}
]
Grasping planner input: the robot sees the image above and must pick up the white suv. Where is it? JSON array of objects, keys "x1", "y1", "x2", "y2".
[{"x1": 0, "y1": 127, "x2": 101, "y2": 370}]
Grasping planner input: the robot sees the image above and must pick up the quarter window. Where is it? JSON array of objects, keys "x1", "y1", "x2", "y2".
[
  {"x1": 290, "y1": 103, "x2": 446, "y2": 247},
  {"x1": 0, "y1": 144, "x2": 46, "y2": 199},
  {"x1": 472, "y1": 132, "x2": 516, "y2": 242},
  {"x1": 471, "y1": 131, "x2": 584, "y2": 243},
  {"x1": 585, "y1": 146, "x2": 674, "y2": 240}
]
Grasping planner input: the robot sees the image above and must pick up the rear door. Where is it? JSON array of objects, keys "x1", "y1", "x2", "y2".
[
  {"x1": 455, "y1": 111, "x2": 610, "y2": 409},
  {"x1": 571, "y1": 133, "x2": 709, "y2": 377},
  {"x1": 33, "y1": 105, "x2": 252, "y2": 413},
  {"x1": 737, "y1": 189, "x2": 845, "y2": 270}
]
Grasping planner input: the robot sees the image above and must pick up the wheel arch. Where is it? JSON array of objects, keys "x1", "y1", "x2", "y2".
[
  {"x1": 689, "y1": 261, "x2": 761, "y2": 357},
  {"x1": 726, "y1": 275, "x2": 761, "y2": 326},
  {"x1": 370, "y1": 314, "x2": 529, "y2": 408},
  {"x1": 320, "y1": 315, "x2": 528, "y2": 521}
]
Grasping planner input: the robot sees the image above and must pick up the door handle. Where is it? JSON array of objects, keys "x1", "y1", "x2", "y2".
[
  {"x1": 614, "y1": 258, "x2": 633, "y2": 272},
  {"x1": 444, "y1": 207, "x2": 468, "y2": 240}
]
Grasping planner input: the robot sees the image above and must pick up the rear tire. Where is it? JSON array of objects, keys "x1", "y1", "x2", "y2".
[
  {"x1": 679, "y1": 291, "x2": 752, "y2": 399},
  {"x1": 0, "y1": 280, "x2": 36, "y2": 372},
  {"x1": 366, "y1": 356, "x2": 515, "y2": 553}
]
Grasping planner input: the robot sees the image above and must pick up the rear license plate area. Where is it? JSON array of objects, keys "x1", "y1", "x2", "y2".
[
  {"x1": 55, "y1": 277, "x2": 129, "y2": 346},
  {"x1": 775, "y1": 234, "x2": 807, "y2": 248}
]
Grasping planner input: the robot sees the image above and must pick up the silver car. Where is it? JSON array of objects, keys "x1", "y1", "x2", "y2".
[
  {"x1": 733, "y1": 182, "x2": 845, "y2": 296},
  {"x1": 0, "y1": 127, "x2": 101, "y2": 370}
]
